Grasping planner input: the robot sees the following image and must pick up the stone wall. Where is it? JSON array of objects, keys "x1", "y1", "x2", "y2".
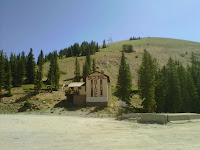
[
  {"x1": 86, "y1": 102, "x2": 107, "y2": 107},
  {"x1": 73, "y1": 95, "x2": 86, "y2": 106}
]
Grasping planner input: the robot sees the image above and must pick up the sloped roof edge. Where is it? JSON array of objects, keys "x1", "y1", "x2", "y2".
[
  {"x1": 86, "y1": 71, "x2": 110, "y2": 82},
  {"x1": 68, "y1": 82, "x2": 85, "y2": 87}
]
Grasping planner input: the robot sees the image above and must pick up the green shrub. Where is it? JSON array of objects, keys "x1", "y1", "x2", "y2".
[
  {"x1": 60, "y1": 71, "x2": 67, "y2": 75},
  {"x1": 24, "y1": 101, "x2": 32, "y2": 108}
]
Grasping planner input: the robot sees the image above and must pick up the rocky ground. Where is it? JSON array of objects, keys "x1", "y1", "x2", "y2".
[{"x1": 0, "y1": 114, "x2": 200, "y2": 150}]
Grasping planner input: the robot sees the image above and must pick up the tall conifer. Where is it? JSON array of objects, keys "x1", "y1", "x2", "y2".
[
  {"x1": 26, "y1": 48, "x2": 36, "y2": 84},
  {"x1": 165, "y1": 57, "x2": 181, "y2": 113},
  {"x1": 4, "y1": 57, "x2": 12, "y2": 95},
  {"x1": 74, "y1": 57, "x2": 81, "y2": 82},
  {"x1": 138, "y1": 49, "x2": 157, "y2": 112},
  {"x1": 34, "y1": 50, "x2": 44, "y2": 94},
  {"x1": 0, "y1": 50, "x2": 5, "y2": 91},
  {"x1": 155, "y1": 67, "x2": 167, "y2": 112},
  {"x1": 47, "y1": 51, "x2": 60, "y2": 90},
  {"x1": 115, "y1": 51, "x2": 132, "y2": 105},
  {"x1": 92, "y1": 59, "x2": 96, "y2": 72}
]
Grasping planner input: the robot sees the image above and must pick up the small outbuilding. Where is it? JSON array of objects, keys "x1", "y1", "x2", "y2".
[{"x1": 67, "y1": 71, "x2": 110, "y2": 107}]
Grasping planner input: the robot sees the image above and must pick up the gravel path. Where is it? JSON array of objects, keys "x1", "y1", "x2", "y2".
[{"x1": 0, "y1": 114, "x2": 200, "y2": 150}]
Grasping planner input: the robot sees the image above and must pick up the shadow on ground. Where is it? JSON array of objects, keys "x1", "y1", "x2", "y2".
[
  {"x1": 14, "y1": 94, "x2": 35, "y2": 103},
  {"x1": 54, "y1": 100, "x2": 82, "y2": 111}
]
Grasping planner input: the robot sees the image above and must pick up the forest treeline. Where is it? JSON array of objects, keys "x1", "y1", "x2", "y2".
[
  {"x1": 138, "y1": 50, "x2": 200, "y2": 113},
  {"x1": 45, "y1": 40, "x2": 99, "y2": 61},
  {"x1": 0, "y1": 49, "x2": 60, "y2": 95}
]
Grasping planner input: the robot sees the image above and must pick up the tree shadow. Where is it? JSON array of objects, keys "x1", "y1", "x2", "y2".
[
  {"x1": 14, "y1": 94, "x2": 35, "y2": 103},
  {"x1": 54, "y1": 100, "x2": 82, "y2": 111},
  {"x1": 18, "y1": 106, "x2": 29, "y2": 112}
]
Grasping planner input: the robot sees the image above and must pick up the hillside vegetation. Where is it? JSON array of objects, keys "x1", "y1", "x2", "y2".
[
  {"x1": 1, "y1": 37, "x2": 200, "y2": 114},
  {"x1": 45, "y1": 37, "x2": 200, "y2": 87}
]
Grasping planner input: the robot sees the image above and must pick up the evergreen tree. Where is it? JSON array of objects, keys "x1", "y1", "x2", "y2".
[
  {"x1": 102, "y1": 39, "x2": 106, "y2": 48},
  {"x1": 12, "y1": 54, "x2": 18, "y2": 87},
  {"x1": 96, "y1": 42, "x2": 99, "y2": 52},
  {"x1": 138, "y1": 49, "x2": 157, "y2": 112},
  {"x1": 0, "y1": 50, "x2": 5, "y2": 91},
  {"x1": 82, "y1": 62, "x2": 90, "y2": 82},
  {"x1": 186, "y1": 67, "x2": 198, "y2": 112},
  {"x1": 81, "y1": 42, "x2": 87, "y2": 56},
  {"x1": 74, "y1": 57, "x2": 81, "y2": 82},
  {"x1": 155, "y1": 67, "x2": 167, "y2": 112},
  {"x1": 47, "y1": 54, "x2": 54, "y2": 91},
  {"x1": 127, "y1": 44, "x2": 134, "y2": 53},
  {"x1": 47, "y1": 51, "x2": 60, "y2": 90},
  {"x1": 73, "y1": 43, "x2": 80, "y2": 56},
  {"x1": 34, "y1": 50, "x2": 44, "y2": 94},
  {"x1": 177, "y1": 63, "x2": 188, "y2": 112},
  {"x1": 86, "y1": 49, "x2": 91, "y2": 70},
  {"x1": 82, "y1": 64, "x2": 86, "y2": 82},
  {"x1": 16, "y1": 54, "x2": 22, "y2": 86},
  {"x1": 165, "y1": 57, "x2": 181, "y2": 113},
  {"x1": 115, "y1": 51, "x2": 132, "y2": 105},
  {"x1": 37, "y1": 50, "x2": 44, "y2": 65},
  {"x1": 190, "y1": 52, "x2": 198, "y2": 86},
  {"x1": 122, "y1": 44, "x2": 127, "y2": 52},
  {"x1": 53, "y1": 51, "x2": 60, "y2": 90},
  {"x1": 4, "y1": 56, "x2": 12, "y2": 95},
  {"x1": 92, "y1": 58, "x2": 96, "y2": 72},
  {"x1": 26, "y1": 48, "x2": 36, "y2": 84},
  {"x1": 19, "y1": 51, "x2": 26, "y2": 85}
]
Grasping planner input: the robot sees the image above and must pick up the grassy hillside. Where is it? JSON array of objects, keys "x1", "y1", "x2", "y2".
[
  {"x1": 1, "y1": 37, "x2": 200, "y2": 114},
  {"x1": 44, "y1": 37, "x2": 200, "y2": 87}
]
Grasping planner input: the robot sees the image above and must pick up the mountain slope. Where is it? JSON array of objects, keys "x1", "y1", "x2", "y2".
[{"x1": 43, "y1": 37, "x2": 200, "y2": 87}]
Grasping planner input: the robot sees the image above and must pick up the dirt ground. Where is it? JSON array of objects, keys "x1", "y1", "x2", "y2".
[{"x1": 1, "y1": 115, "x2": 200, "y2": 150}]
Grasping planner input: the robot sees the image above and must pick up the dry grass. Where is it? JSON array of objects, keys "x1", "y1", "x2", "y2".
[
  {"x1": 1, "y1": 37, "x2": 200, "y2": 114},
  {"x1": 45, "y1": 37, "x2": 200, "y2": 87}
]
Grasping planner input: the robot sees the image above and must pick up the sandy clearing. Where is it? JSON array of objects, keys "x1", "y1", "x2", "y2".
[{"x1": 0, "y1": 114, "x2": 200, "y2": 150}]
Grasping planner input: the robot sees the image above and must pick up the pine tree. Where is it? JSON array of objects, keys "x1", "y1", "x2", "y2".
[
  {"x1": 74, "y1": 57, "x2": 81, "y2": 82},
  {"x1": 4, "y1": 56, "x2": 12, "y2": 96},
  {"x1": 0, "y1": 50, "x2": 5, "y2": 91},
  {"x1": 138, "y1": 49, "x2": 157, "y2": 112},
  {"x1": 53, "y1": 51, "x2": 60, "y2": 90},
  {"x1": 127, "y1": 44, "x2": 134, "y2": 53},
  {"x1": 102, "y1": 39, "x2": 106, "y2": 48},
  {"x1": 190, "y1": 52, "x2": 198, "y2": 86},
  {"x1": 96, "y1": 42, "x2": 99, "y2": 52},
  {"x1": 115, "y1": 51, "x2": 132, "y2": 105},
  {"x1": 86, "y1": 49, "x2": 91, "y2": 70},
  {"x1": 19, "y1": 51, "x2": 26, "y2": 85},
  {"x1": 155, "y1": 67, "x2": 167, "y2": 112},
  {"x1": 47, "y1": 51, "x2": 60, "y2": 90},
  {"x1": 177, "y1": 63, "x2": 188, "y2": 112},
  {"x1": 165, "y1": 57, "x2": 181, "y2": 113},
  {"x1": 47, "y1": 54, "x2": 54, "y2": 91},
  {"x1": 16, "y1": 54, "x2": 21, "y2": 86},
  {"x1": 92, "y1": 58, "x2": 96, "y2": 72},
  {"x1": 26, "y1": 48, "x2": 36, "y2": 84},
  {"x1": 37, "y1": 50, "x2": 44, "y2": 65},
  {"x1": 34, "y1": 50, "x2": 44, "y2": 94},
  {"x1": 82, "y1": 62, "x2": 90, "y2": 82},
  {"x1": 122, "y1": 44, "x2": 127, "y2": 52},
  {"x1": 12, "y1": 54, "x2": 18, "y2": 87},
  {"x1": 186, "y1": 67, "x2": 198, "y2": 112},
  {"x1": 82, "y1": 64, "x2": 86, "y2": 82}
]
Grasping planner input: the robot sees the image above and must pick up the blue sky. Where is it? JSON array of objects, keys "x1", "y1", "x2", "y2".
[{"x1": 1, "y1": 0, "x2": 200, "y2": 58}]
